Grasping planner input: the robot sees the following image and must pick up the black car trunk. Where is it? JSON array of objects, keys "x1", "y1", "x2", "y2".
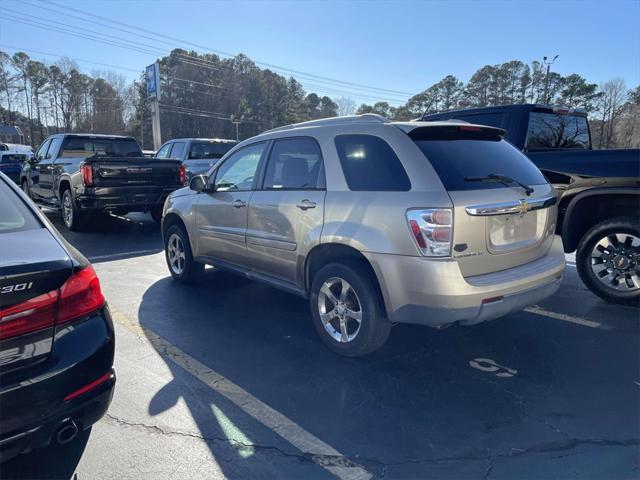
[{"x1": 0, "y1": 229, "x2": 73, "y2": 372}]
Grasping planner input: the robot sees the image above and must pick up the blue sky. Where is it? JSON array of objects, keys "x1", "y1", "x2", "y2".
[{"x1": 1, "y1": 0, "x2": 639, "y2": 105}]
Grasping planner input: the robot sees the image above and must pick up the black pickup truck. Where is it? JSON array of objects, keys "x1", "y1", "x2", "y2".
[
  {"x1": 21, "y1": 134, "x2": 185, "y2": 231},
  {"x1": 422, "y1": 104, "x2": 640, "y2": 305}
]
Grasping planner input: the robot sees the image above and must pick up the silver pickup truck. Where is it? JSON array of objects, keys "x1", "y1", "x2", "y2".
[{"x1": 156, "y1": 138, "x2": 237, "y2": 182}]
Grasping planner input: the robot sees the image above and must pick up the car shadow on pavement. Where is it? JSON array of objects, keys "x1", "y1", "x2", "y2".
[
  {"x1": 47, "y1": 212, "x2": 164, "y2": 264},
  {"x1": 137, "y1": 268, "x2": 640, "y2": 479},
  {"x1": 0, "y1": 428, "x2": 91, "y2": 480}
]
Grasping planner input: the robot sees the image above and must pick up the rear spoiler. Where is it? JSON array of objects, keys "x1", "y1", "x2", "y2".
[{"x1": 398, "y1": 123, "x2": 507, "y2": 141}]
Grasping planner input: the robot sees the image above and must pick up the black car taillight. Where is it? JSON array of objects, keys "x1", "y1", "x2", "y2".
[
  {"x1": 0, "y1": 290, "x2": 59, "y2": 340},
  {"x1": 178, "y1": 164, "x2": 187, "y2": 185},
  {"x1": 0, "y1": 266, "x2": 105, "y2": 341},
  {"x1": 81, "y1": 163, "x2": 93, "y2": 186},
  {"x1": 57, "y1": 266, "x2": 105, "y2": 324}
]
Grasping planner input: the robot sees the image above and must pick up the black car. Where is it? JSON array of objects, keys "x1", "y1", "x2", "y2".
[{"x1": 0, "y1": 171, "x2": 115, "y2": 462}]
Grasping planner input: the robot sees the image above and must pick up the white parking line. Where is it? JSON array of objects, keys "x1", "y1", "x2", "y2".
[
  {"x1": 524, "y1": 305, "x2": 611, "y2": 330},
  {"x1": 111, "y1": 310, "x2": 372, "y2": 480}
]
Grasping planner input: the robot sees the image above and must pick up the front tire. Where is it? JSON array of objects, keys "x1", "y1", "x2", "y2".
[
  {"x1": 164, "y1": 224, "x2": 204, "y2": 283},
  {"x1": 576, "y1": 217, "x2": 640, "y2": 306},
  {"x1": 61, "y1": 188, "x2": 84, "y2": 231},
  {"x1": 21, "y1": 178, "x2": 30, "y2": 197},
  {"x1": 310, "y1": 261, "x2": 391, "y2": 356}
]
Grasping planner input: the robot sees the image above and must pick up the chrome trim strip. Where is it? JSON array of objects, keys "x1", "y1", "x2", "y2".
[{"x1": 465, "y1": 196, "x2": 557, "y2": 216}]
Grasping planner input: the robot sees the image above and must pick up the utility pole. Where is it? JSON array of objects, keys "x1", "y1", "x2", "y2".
[
  {"x1": 231, "y1": 118, "x2": 241, "y2": 141},
  {"x1": 542, "y1": 55, "x2": 559, "y2": 105},
  {"x1": 146, "y1": 62, "x2": 162, "y2": 150}
]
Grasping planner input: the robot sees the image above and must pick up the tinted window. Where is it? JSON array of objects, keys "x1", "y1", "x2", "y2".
[
  {"x1": 334, "y1": 135, "x2": 410, "y2": 191},
  {"x1": 46, "y1": 137, "x2": 63, "y2": 159},
  {"x1": 0, "y1": 179, "x2": 41, "y2": 233},
  {"x1": 156, "y1": 143, "x2": 172, "y2": 159},
  {"x1": 263, "y1": 138, "x2": 324, "y2": 190},
  {"x1": 60, "y1": 137, "x2": 143, "y2": 158},
  {"x1": 411, "y1": 126, "x2": 547, "y2": 191},
  {"x1": 527, "y1": 112, "x2": 590, "y2": 150},
  {"x1": 189, "y1": 141, "x2": 236, "y2": 159},
  {"x1": 35, "y1": 139, "x2": 51, "y2": 161},
  {"x1": 214, "y1": 143, "x2": 265, "y2": 191},
  {"x1": 169, "y1": 142, "x2": 185, "y2": 159}
]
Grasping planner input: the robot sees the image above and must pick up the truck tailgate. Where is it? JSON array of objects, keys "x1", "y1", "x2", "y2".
[{"x1": 89, "y1": 158, "x2": 182, "y2": 187}]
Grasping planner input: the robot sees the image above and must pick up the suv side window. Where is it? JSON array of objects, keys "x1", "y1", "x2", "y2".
[
  {"x1": 334, "y1": 134, "x2": 410, "y2": 191},
  {"x1": 263, "y1": 138, "x2": 324, "y2": 190},
  {"x1": 169, "y1": 142, "x2": 185, "y2": 159},
  {"x1": 156, "y1": 143, "x2": 172, "y2": 159},
  {"x1": 214, "y1": 142, "x2": 266, "y2": 191},
  {"x1": 35, "y1": 139, "x2": 51, "y2": 161}
]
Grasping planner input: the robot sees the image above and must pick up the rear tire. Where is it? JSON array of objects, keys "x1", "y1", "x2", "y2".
[
  {"x1": 310, "y1": 261, "x2": 391, "y2": 356},
  {"x1": 164, "y1": 224, "x2": 204, "y2": 283},
  {"x1": 150, "y1": 206, "x2": 163, "y2": 223},
  {"x1": 61, "y1": 188, "x2": 84, "y2": 231},
  {"x1": 576, "y1": 217, "x2": 640, "y2": 306}
]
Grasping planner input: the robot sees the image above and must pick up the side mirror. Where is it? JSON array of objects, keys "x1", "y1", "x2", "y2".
[{"x1": 189, "y1": 174, "x2": 209, "y2": 193}]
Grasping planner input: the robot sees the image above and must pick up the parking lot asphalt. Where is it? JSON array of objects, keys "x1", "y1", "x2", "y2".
[{"x1": 2, "y1": 212, "x2": 639, "y2": 480}]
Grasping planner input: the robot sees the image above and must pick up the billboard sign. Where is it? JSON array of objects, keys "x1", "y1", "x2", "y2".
[{"x1": 146, "y1": 63, "x2": 160, "y2": 99}]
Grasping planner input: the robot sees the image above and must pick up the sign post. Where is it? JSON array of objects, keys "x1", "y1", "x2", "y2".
[{"x1": 146, "y1": 62, "x2": 162, "y2": 151}]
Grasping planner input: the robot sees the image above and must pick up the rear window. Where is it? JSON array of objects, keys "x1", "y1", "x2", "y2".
[
  {"x1": 60, "y1": 137, "x2": 143, "y2": 158},
  {"x1": 189, "y1": 141, "x2": 236, "y2": 159},
  {"x1": 527, "y1": 112, "x2": 590, "y2": 150},
  {"x1": 411, "y1": 126, "x2": 547, "y2": 191},
  {"x1": 0, "y1": 179, "x2": 41, "y2": 233},
  {"x1": 334, "y1": 135, "x2": 410, "y2": 191}
]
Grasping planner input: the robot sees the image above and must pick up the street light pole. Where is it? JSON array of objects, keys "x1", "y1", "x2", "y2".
[
  {"x1": 542, "y1": 54, "x2": 559, "y2": 105},
  {"x1": 231, "y1": 119, "x2": 241, "y2": 141}
]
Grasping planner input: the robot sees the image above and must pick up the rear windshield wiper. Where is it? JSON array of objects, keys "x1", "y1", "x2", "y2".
[{"x1": 464, "y1": 173, "x2": 534, "y2": 196}]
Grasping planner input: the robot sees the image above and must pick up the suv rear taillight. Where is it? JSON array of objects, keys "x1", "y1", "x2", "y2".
[
  {"x1": 0, "y1": 266, "x2": 105, "y2": 341},
  {"x1": 81, "y1": 163, "x2": 93, "y2": 186},
  {"x1": 406, "y1": 209, "x2": 452, "y2": 257},
  {"x1": 179, "y1": 164, "x2": 187, "y2": 185}
]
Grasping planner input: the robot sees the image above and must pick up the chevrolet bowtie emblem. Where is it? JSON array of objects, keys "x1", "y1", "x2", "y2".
[{"x1": 516, "y1": 199, "x2": 531, "y2": 215}]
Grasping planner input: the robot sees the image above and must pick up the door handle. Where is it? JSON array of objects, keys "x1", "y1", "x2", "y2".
[
  {"x1": 232, "y1": 199, "x2": 247, "y2": 208},
  {"x1": 296, "y1": 199, "x2": 317, "y2": 210}
]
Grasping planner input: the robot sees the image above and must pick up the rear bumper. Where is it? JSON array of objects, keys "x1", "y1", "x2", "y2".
[
  {"x1": 77, "y1": 186, "x2": 181, "y2": 211},
  {"x1": 0, "y1": 306, "x2": 116, "y2": 463},
  {"x1": 366, "y1": 235, "x2": 566, "y2": 327}
]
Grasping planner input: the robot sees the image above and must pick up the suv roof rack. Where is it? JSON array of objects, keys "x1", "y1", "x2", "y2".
[{"x1": 265, "y1": 114, "x2": 389, "y2": 133}]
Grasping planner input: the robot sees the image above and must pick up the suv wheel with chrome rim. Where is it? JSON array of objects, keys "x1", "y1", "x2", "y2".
[
  {"x1": 310, "y1": 261, "x2": 390, "y2": 356},
  {"x1": 577, "y1": 217, "x2": 640, "y2": 306},
  {"x1": 61, "y1": 188, "x2": 84, "y2": 231},
  {"x1": 164, "y1": 224, "x2": 204, "y2": 283}
]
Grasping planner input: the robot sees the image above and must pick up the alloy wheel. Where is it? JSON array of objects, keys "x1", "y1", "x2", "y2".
[
  {"x1": 167, "y1": 233, "x2": 186, "y2": 275},
  {"x1": 318, "y1": 277, "x2": 363, "y2": 343},
  {"x1": 590, "y1": 233, "x2": 640, "y2": 291},
  {"x1": 62, "y1": 191, "x2": 73, "y2": 228}
]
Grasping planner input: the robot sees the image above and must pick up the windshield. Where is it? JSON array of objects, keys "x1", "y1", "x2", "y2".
[
  {"x1": 60, "y1": 137, "x2": 143, "y2": 158},
  {"x1": 527, "y1": 112, "x2": 590, "y2": 150},
  {"x1": 411, "y1": 127, "x2": 548, "y2": 191},
  {"x1": 188, "y1": 141, "x2": 236, "y2": 159}
]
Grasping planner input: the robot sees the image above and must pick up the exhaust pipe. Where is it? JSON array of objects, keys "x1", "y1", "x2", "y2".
[{"x1": 55, "y1": 420, "x2": 79, "y2": 444}]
